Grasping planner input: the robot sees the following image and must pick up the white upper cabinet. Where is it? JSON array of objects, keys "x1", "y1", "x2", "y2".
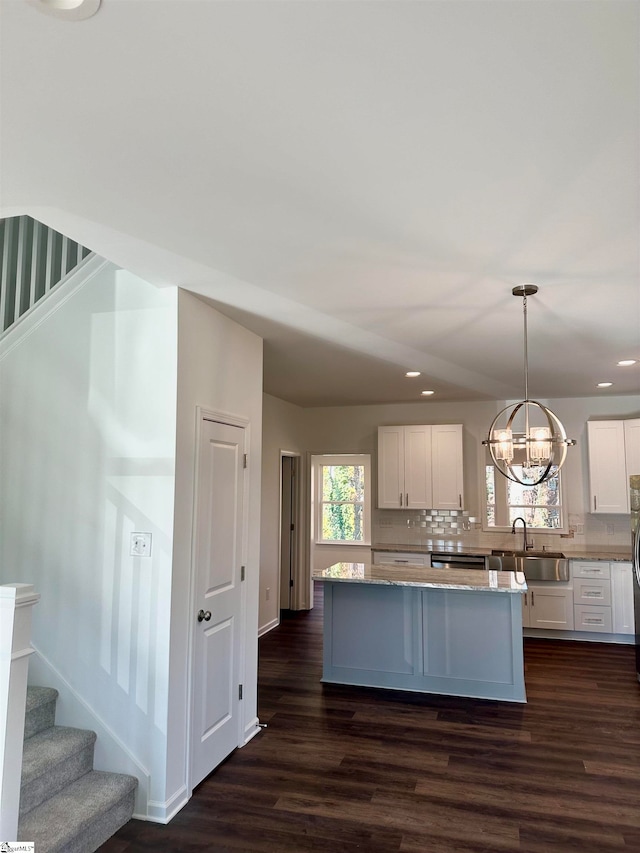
[
  {"x1": 377, "y1": 425, "x2": 407, "y2": 509},
  {"x1": 431, "y1": 424, "x2": 464, "y2": 510},
  {"x1": 404, "y1": 425, "x2": 433, "y2": 509},
  {"x1": 377, "y1": 424, "x2": 463, "y2": 510},
  {"x1": 587, "y1": 420, "x2": 629, "y2": 513},
  {"x1": 624, "y1": 419, "x2": 640, "y2": 479}
]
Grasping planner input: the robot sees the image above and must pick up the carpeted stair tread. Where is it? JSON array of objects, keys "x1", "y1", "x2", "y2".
[
  {"x1": 24, "y1": 686, "x2": 58, "y2": 739},
  {"x1": 18, "y1": 769, "x2": 138, "y2": 853},
  {"x1": 21, "y1": 725, "x2": 97, "y2": 815}
]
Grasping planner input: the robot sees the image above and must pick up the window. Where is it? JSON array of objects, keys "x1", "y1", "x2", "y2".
[
  {"x1": 312, "y1": 454, "x2": 371, "y2": 545},
  {"x1": 485, "y1": 463, "x2": 566, "y2": 531}
]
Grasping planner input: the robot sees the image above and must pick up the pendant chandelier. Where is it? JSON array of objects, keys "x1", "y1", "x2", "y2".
[{"x1": 483, "y1": 284, "x2": 575, "y2": 486}]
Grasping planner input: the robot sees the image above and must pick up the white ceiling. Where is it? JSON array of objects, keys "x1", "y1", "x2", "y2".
[{"x1": 1, "y1": 0, "x2": 638, "y2": 407}]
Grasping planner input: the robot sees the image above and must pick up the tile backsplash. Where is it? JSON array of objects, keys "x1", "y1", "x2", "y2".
[{"x1": 373, "y1": 508, "x2": 632, "y2": 553}]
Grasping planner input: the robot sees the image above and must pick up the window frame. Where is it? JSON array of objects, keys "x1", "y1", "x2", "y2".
[
  {"x1": 312, "y1": 454, "x2": 372, "y2": 546},
  {"x1": 483, "y1": 457, "x2": 568, "y2": 534}
]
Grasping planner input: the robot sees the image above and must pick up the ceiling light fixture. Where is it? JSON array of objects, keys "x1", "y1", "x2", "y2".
[
  {"x1": 27, "y1": 0, "x2": 101, "y2": 20},
  {"x1": 597, "y1": 382, "x2": 613, "y2": 388},
  {"x1": 421, "y1": 390, "x2": 435, "y2": 396},
  {"x1": 482, "y1": 284, "x2": 575, "y2": 486},
  {"x1": 617, "y1": 360, "x2": 637, "y2": 367},
  {"x1": 405, "y1": 371, "x2": 421, "y2": 377}
]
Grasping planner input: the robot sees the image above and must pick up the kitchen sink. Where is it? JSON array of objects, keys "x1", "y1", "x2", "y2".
[{"x1": 487, "y1": 550, "x2": 569, "y2": 581}]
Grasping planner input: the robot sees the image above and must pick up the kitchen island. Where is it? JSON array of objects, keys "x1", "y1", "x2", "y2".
[{"x1": 313, "y1": 562, "x2": 527, "y2": 702}]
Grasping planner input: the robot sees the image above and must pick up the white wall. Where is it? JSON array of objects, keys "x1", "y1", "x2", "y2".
[
  {"x1": 169, "y1": 289, "x2": 263, "y2": 812},
  {"x1": 0, "y1": 262, "x2": 178, "y2": 816},
  {"x1": 259, "y1": 394, "x2": 307, "y2": 633}
]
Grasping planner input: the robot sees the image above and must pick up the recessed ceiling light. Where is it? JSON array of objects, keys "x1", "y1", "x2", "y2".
[
  {"x1": 405, "y1": 371, "x2": 421, "y2": 378},
  {"x1": 617, "y1": 359, "x2": 637, "y2": 366},
  {"x1": 597, "y1": 382, "x2": 613, "y2": 388},
  {"x1": 421, "y1": 390, "x2": 435, "y2": 396},
  {"x1": 27, "y1": 0, "x2": 101, "y2": 20}
]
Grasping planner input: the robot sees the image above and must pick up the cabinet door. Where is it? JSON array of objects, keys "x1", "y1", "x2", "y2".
[
  {"x1": 404, "y1": 425, "x2": 432, "y2": 509},
  {"x1": 587, "y1": 421, "x2": 628, "y2": 513},
  {"x1": 611, "y1": 562, "x2": 634, "y2": 634},
  {"x1": 624, "y1": 419, "x2": 640, "y2": 479},
  {"x1": 378, "y1": 427, "x2": 404, "y2": 509},
  {"x1": 528, "y1": 585, "x2": 574, "y2": 630},
  {"x1": 431, "y1": 424, "x2": 464, "y2": 510}
]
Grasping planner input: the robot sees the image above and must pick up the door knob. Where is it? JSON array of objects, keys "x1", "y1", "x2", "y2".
[{"x1": 197, "y1": 609, "x2": 211, "y2": 622}]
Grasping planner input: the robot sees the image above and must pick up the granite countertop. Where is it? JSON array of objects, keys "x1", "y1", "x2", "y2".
[
  {"x1": 372, "y1": 543, "x2": 632, "y2": 562},
  {"x1": 313, "y1": 562, "x2": 527, "y2": 593}
]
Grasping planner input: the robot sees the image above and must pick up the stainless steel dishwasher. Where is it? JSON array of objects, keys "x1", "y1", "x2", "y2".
[{"x1": 430, "y1": 553, "x2": 487, "y2": 570}]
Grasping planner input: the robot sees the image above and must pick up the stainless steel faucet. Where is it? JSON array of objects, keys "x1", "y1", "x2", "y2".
[{"x1": 511, "y1": 516, "x2": 533, "y2": 551}]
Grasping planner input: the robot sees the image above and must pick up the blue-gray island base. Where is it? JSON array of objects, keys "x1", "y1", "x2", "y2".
[{"x1": 313, "y1": 562, "x2": 527, "y2": 703}]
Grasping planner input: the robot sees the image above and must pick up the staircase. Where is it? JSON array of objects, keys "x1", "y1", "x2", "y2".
[{"x1": 18, "y1": 686, "x2": 137, "y2": 853}]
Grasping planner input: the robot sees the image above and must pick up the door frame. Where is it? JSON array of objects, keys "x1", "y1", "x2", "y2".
[{"x1": 186, "y1": 406, "x2": 250, "y2": 794}]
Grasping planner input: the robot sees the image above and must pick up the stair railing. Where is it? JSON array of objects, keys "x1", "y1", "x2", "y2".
[
  {"x1": 0, "y1": 215, "x2": 93, "y2": 336},
  {"x1": 0, "y1": 583, "x2": 40, "y2": 841}
]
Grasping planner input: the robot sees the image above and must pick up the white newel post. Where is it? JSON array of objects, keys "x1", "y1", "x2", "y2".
[{"x1": 0, "y1": 583, "x2": 40, "y2": 841}]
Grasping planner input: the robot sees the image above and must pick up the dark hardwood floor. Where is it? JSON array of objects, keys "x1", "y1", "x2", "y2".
[{"x1": 101, "y1": 587, "x2": 640, "y2": 852}]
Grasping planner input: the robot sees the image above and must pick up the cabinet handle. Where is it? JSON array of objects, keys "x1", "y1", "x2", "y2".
[
  {"x1": 531, "y1": 590, "x2": 535, "y2": 606},
  {"x1": 524, "y1": 593, "x2": 528, "y2": 606},
  {"x1": 459, "y1": 494, "x2": 462, "y2": 508},
  {"x1": 594, "y1": 495, "x2": 597, "y2": 511},
  {"x1": 584, "y1": 617, "x2": 603, "y2": 625},
  {"x1": 406, "y1": 493, "x2": 409, "y2": 507},
  {"x1": 400, "y1": 493, "x2": 403, "y2": 507}
]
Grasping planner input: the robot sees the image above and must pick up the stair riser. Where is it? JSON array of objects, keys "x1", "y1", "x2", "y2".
[
  {"x1": 55, "y1": 789, "x2": 136, "y2": 853},
  {"x1": 24, "y1": 697, "x2": 56, "y2": 740},
  {"x1": 20, "y1": 743, "x2": 95, "y2": 817}
]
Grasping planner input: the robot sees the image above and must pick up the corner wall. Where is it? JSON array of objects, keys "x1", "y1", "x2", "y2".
[
  {"x1": 0, "y1": 263, "x2": 179, "y2": 817},
  {"x1": 169, "y1": 289, "x2": 263, "y2": 811}
]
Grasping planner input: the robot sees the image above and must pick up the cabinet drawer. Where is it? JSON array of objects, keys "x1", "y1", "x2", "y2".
[
  {"x1": 573, "y1": 605, "x2": 612, "y2": 633},
  {"x1": 373, "y1": 552, "x2": 427, "y2": 567},
  {"x1": 571, "y1": 561, "x2": 611, "y2": 580},
  {"x1": 573, "y1": 578, "x2": 612, "y2": 607}
]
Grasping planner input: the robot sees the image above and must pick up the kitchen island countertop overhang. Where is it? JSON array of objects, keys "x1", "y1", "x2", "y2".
[{"x1": 313, "y1": 562, "x2": 528, "y2": 703}]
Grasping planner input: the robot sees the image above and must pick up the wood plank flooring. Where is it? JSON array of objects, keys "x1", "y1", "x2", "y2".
[{"x1": 100, "y1": 586, "x2": 640, "y2": 852}]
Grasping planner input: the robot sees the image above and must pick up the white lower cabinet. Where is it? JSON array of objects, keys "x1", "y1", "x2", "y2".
[
  {"x1": 574, "y1": 604, "x2": 613, "y2": 633},
  {"x1": 571, "y1": 561, "x2": 611, "y2": 634},
  {"x1": 372, "y1": 551, "x2": 428, "y2": 567},
  {"x1": 611, "y1": 562, "x2": 634, "y2": 634},
  {"x1": 570, "y1": 560, "x2": 634, "y2": 636},
  {"x1": 522, "y1": 584, "x2": 574, "y2": 630}
]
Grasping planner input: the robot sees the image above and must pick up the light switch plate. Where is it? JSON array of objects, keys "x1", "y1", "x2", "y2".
[{"x1": 130, "y1": 532, "x2": 152, "y2": 557}]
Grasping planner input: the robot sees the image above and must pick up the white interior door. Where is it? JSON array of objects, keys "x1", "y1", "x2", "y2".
[{"x1": 191, "y1": 417, "x2": 245, "y2": 789}]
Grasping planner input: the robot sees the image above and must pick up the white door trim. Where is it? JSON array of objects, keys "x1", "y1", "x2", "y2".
[{"x1": 186, "y1": 406, "x2": 250, "y2": 795}]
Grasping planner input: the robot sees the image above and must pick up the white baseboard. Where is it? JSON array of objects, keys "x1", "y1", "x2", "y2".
[
  {"x1": 145, "y1": 785, "x2": 189, "y2": 823},
  {"x1": 243, "y1": 716, "x2": 262, "y2": 746},
  {"x1": 258, "y1": 616, "x2": 279, "y2": 637}
]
